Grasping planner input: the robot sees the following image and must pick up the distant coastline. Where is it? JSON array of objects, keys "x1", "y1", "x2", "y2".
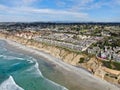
[{"x1": 0, "y1": 22, "x2": 120, "y2": 25}]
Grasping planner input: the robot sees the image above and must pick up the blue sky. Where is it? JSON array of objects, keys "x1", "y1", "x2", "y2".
[{"x1": 0, "y1": 0, "x2": 120, "y2": 22}]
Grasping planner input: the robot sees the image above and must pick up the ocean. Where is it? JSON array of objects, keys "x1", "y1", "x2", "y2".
[{"x1": 0, "y1": 40, "x2": 68, "y2": 90}]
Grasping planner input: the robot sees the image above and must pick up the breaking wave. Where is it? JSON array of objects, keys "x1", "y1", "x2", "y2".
[
  {"x1": 0, "y1": 40, "x2": 68, "y2": 90},
  {"x1": 0, "y1": 76, "x2": 24, "y2": 90}
]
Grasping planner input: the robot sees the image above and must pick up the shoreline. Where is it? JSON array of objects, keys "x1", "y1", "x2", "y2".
[
  {"x1": 0, "y1": 38, "x2": 120, "y2": 90},
  {"x1": 1, "y1": 38, "x2": 91, "y2": 76}
]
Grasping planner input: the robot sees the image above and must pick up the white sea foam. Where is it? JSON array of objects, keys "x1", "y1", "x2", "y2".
[
  {"x1": 26, "y1": 57, "x2": 68, "y2": 90},
  {"x1": 0, "y1": 54, "x2": 24, "y2": 61},
  {"x1": 34, "y1": 60, "x2": 68, "y2": 90},
  {"x1": 12, "y1": 62, "x2": 21, "y2": 66},
  {"x1": 34, "y1": 60, "x2": 43, "y2": 77},
  {"x1": 25, "y1": 59, "x2": 44, "y2": 77},
  {"x1": 7, "y1": 56, "x2": 24, "y2": 61},
  {"x1": 3, "y1": 48, "x2": 7, "y2": 51},
  {"x1": 0, "y1": 48, "x2": 7, "y2": 52},
  {"x1": 35, "y1": 57, "x2": 69, "y2": 90},
  {"x1": 45, "y1": 78, "x2": 68, "y2": 90},
  {"x1": 0, "y1": 76, "x2": 24, "y2": 90},
  {"x1": 0, "y1": 54, "x2": 4, "y2": 58}
]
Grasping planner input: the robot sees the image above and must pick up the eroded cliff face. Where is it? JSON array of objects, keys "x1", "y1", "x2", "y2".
[
  {"x1": 0, "y1": 33, "x2": 120, "y2": 85},
  {"x1": 0, "y1": 34, "x2": 82, "y2": 66}
]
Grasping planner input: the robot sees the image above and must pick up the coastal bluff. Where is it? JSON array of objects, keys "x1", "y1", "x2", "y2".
[{"x1": 0, "y1": 32, "x2": 120, "y2": 85}]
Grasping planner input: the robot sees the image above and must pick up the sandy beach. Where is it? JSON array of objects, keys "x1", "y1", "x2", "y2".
[{"x1": 1, "y1": 38, "x2": 120, "y2": 90}]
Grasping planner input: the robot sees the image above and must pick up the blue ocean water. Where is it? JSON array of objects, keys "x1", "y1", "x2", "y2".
[{"x1": 0, "y1": 40, "x2": 67, "y2": 90}]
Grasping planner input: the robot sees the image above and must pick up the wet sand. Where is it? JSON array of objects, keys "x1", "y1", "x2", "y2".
[{"x1": 1, "y1": 38, "x2": 120, "y2": 90}]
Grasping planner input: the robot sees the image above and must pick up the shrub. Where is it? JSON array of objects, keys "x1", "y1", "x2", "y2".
[{"x1": 79, "y1": 57, "x2": 85, "y2": 63}]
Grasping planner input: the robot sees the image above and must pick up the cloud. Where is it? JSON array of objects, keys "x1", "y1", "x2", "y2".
[
  {"x1": 0, "y1": 0, "x2": 119, "y2": 22},
  {"x1": 21, "y1": 7, "x2": 87, "y2": 17},
  {"x1": 0, "y1": 3, "x2": 88, "y2": 22},
  {"x1": 64, "y1": 0, "x2": 120, "y2": 11},
  {"x1": 21, "y1": 0, "x2": 39, "y2": 5},
  {"x1": 113, "y1": 0, "x2": 120, "y2": 6},
  {"x1": 2, "y1": 5, "x2": 87, "y2": 18},
  {"x1": 0, "y1": 4, "x2": 8, "y2": 10},
  {"x1": 55, "y1": 0, "x2": 94, "y2": 10},
  {"x1": 56, "y1": 0, "x2": 66, "y2": 7},
  {"x1": 69, "y1": 0, "x2": 102, "y2": 11},
  {"x1": 22, "y1": 0, "x2": 38, "y2": 3},
  {"x1": 6, "y1": 0, "x2": 39, "y2": 7}
]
